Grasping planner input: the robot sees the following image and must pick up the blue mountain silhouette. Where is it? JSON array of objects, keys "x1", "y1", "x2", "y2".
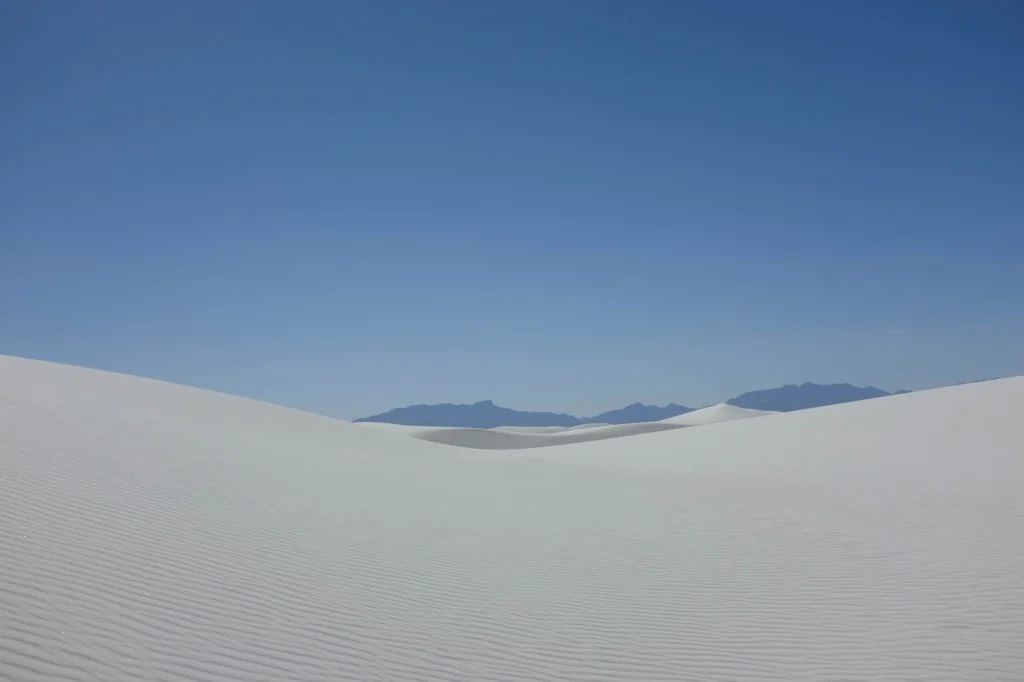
[
  {"x1": 354, "y1": 382, "x2": 916, "y2": 426},
  {"x1": 726, "y1": 383, "x2": 893, "y2": 412},
  {"x1": 583, "y1": 403, "x2": 693, "y2": 424},
  {"x1": 354, "y1": 400, "x2": 582, "y2": 428}
]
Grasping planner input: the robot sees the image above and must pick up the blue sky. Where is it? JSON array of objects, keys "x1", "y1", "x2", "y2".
[{"x1": 2, "y1": 0, "x2": 1022, "y2": 418}]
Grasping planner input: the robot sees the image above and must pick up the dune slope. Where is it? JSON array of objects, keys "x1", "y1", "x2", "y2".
[
  {"x1": 356, "y1": 405, "x2": 774, "y2": 451},
  {"x1": 1, "y1": 355, "x2": 1022, "y2": 681},
  {"x1": 405, "y1": 422, "x2": 687, "y2": 449},
  {"x1": 660, "y1": 402, "x2": 775, "y2": 426}
]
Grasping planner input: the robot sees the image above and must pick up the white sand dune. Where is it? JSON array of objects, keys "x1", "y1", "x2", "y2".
[
  {"x1": 490, "y1": 425, "x2": 574, "y2": 434},
  {"x1": 492, "y1": 423, "x2": 613, "y2": 434},
  {"x1": 660, "y1": 402, "x2": 775, "y2": 426},
  {"x1": 2, "y1": 354, "x2": 1023, "y2": 681},
  {"x1": 408, "y1": 422, "x2": 687, "y2": 449},
  {"x1": 558, "y1": 422, "x2": 613, "y2": 431},
  {"x1": 353, "y1": 406, "x2": 775, "y2": 451},
  {"x1": 401, "y1": 405, "x2": 775, "y2": 449},
  {"x1": 350, "y1": 421, "x2": 451, "y2": 433},
  {"x1": 354, "y1": 423, "x2": 594, "y2": 436},
  {"x1": 358, "y1": 423, "x2": 614, "y2": 437},
  {"x1": 356, "y1": 421, "x2": 681, "y2": 449}
]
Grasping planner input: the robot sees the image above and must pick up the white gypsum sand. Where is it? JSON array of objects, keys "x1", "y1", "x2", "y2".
[
  {"x1": 397, "y1": 422, "x2": 688, "y2": 449},
  {"x1": 352, "y1": 408, "x2": 776, "y2": 451},
  {"x1": 1, "y1": 354, "x2": 1022, "y2": 681},
  {"x1": 659, "y1": 402, "x2": 775, "y2": 426}
]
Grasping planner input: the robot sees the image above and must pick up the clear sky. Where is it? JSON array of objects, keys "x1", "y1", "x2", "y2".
[{"x1": 2, "y1": 0, "x2": 1022, "y2": 418}]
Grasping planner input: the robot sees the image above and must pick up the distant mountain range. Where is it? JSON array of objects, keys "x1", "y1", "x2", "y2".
[
  {"x1": 586, "y1": 402, "x2": 694, "y2": 424},
  {"x1": 358, "y1": 400, "x2": 582, "y2": 428},
  {"x1": 354, "y1": 382, "x2": 912, "y2": 427},
  {"x1": 726, "y1": 382, "x2": 909, "y2": 412}
]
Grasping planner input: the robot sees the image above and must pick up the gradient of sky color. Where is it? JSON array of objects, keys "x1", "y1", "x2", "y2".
[{"x1": 2, "y1": 0, "x2": 1022, "y2": 418}]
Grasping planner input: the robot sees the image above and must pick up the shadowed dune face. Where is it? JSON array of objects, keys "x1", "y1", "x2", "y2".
[
  {"x1": 355, "y1": 405, "x2": 777, "y2": 450},
  {"x1": 2, "y1": 354, "x2": 1023, "y2": 682},
  {"x1": 408, "y1": 422, "x2": 687, "y2": 449},
  {"x1": 491, "y1": 423, "x2": 612, "y2": 434},
  {"x1": 489, "y1": 425, "x2": 574, "y2": 434}
]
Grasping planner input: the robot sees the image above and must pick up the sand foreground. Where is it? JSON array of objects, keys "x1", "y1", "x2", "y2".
[{"x1": 2, "y1": 355, "x2": 1022, "y2": 681}]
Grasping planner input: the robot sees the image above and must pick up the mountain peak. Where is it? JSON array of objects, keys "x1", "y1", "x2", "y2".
[
  {"x1": 583, "y1": 402, "x2": 694, "y2": 424},
  {"x1": 354, "y1": 400, "x2": 580, "y2": 428},
  {"x1": 729, "y1": 382, "x2": 894, "y2": 412}
]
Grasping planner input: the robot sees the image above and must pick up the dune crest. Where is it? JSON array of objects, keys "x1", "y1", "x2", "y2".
[{"x1": 660, "y1": 402, "x2": 775, "y2": 426}]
